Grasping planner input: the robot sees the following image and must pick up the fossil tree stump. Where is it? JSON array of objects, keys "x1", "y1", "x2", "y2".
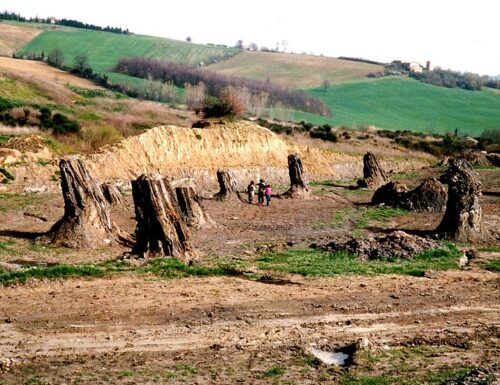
[
  {"x1": 372, "y1": 181, "x2": 409, "y2": 206},
  {"x1": 280, "y1": 154, "x2": 310, "y2": 198},
  {"x1": 101, "y1": 182, "x2": 125, "y2": 205},
  {"x1": 436, "y1": 157, "x2": 482, "y2": 242},
  {"x1": 357, "y1": 152, "x2": 388, "y2": 189},
  {"x1": 175, "y1": 186, "x2": 214, "y2": 228},
  {"x1": 405, "y1": 178, "x2": 446, "y2": 211},
  {"x1": 372, "y1": 178, "x2": 446, "y2": 212},
  {"x1": 213, "y1": 170, "x2": 242, "y2": 201},
  {"x1": 131, "y1": 174, "x2": 196, "y2": 262},
  {"x1": 47, "y1": 157, "x2": 121, "y2": 248}
]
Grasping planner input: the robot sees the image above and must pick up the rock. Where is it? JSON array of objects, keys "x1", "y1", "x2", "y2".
[{"x1": 316, "y1": 231, "x2": 441, "y2": 260}]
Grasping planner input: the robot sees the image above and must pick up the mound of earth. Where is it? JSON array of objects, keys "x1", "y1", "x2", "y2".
[
  {"x1": 461, "y1": 150, "x2": 500, "y2": 168},
  {"x1": 315, "y1": 230, "x2": 441, "y2": 260}
]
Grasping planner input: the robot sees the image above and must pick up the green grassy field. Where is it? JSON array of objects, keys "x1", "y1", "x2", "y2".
[
  {"x1": 19, "y1": 28, "x2": 241, "y2": 89},
  {"x1": 208, "y1": 51, "x2": 384, "y2": 88},
  {"x1": 289, "y1": 77, "x2": 500, "y2": 136}
]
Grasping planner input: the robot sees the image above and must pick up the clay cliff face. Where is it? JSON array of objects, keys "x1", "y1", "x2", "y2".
[{"x1": 1, "y1": 121, "x2": 434, "y2": 191}]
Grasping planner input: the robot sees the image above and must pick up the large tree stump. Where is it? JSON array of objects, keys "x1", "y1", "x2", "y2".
[
  {"x1": 101, "y1": 182, "x2": 125, "y2": 205},
  {"x1": 357, "y1": 152, "x2": 388, "y2": 189},
  {"x1": 46, "y1": 157, "x2": 123, "y2": 248},
  {"x1": 131, "y1": 174, "x2": 196, "y2": 262},
  {"x1": 436, "y1": 157, "x2": 482, "y2": 242},
  {"x1": 213, "y1": 170, "x2": 242, "y2": 201},
  {"x1": 372, "y1": 178, "x2": 446, "y2": 212},
  {"x1": 280, "y1": 154, "x2": 310, "y2": 198},
  {"x1": 175, "y1": 186, "x2": 214, "y2": 228}
]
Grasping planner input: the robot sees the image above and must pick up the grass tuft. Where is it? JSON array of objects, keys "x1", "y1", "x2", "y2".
[{"x1": 257, "y1": 245, "x2": 460, "y2": 277}]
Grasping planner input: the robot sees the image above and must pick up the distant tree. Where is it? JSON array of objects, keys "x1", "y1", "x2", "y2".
[
  {"x1": 218, "y1": 86, "x2": 246, "y2": 116},
  {"x1": 235, "y1": 39, "x2": 244, "y2": 49},
  {"x1": 186, "y1": 36, "x2": 192, "y2": 42},
  {"x1": 248, "y1": 42, "x2": 258, "y2": 51},
  {"x1": 184, "y1": 82, "x2": 206, "y2": 111},
  {"x1": 47, "y1": 48, "x2": 64, "y2": 68},
  {"x1": 74, "y1": 53, "x2": 90, "y2": 73},
  {"x1": 323, "y1": 79, "x2": 331, "y2": 92}
]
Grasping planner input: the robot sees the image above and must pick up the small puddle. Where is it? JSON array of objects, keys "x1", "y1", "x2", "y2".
[
  {"x1": 310, "y1": 343, "x2": 357, "y2": 366},
  {"x1": 310, "y1": 348, "x2": 350, "y2": 366}
]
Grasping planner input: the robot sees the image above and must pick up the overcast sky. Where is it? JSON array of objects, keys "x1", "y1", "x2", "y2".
[{"x1": 3, "y1": 0, "x2": 499, "y2": 75}]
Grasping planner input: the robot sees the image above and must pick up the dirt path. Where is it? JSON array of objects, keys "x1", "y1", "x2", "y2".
[{"x1": 0, "y1": 270, "x2": 498, "y2": 383}]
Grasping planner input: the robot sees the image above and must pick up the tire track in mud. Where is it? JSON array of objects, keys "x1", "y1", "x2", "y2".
[{"x1": 1, "y1": 304, "x2": 497, "y2": 358}]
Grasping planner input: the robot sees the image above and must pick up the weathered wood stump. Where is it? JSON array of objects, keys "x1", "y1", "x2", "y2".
[
  {"x1": 372, "y1": 178, "x2": 446, "y2": 212},
  {"x1": 101, "y1": 182, "x2": 125, "y2": 205},
  {"x1": 280, "y1": 154, "x2": 310, "y2": 198},
  {"x1": 405, "y1": 178, "x2": 446, "y2": 211},
  {"x1": 175, "y1": 186, "x2": 214, "y2": 228},
  {"x1": 131, "y1": 174, "x2": 196, "y2": 262},
  {"x1": 46, "y1": 157, "x2": 123, "y2": 248},
  {"x1": 436, "y1": 157, "x2": 482, "y2": 242},
  {"x1": 213, "y1": 170, "x2": 242, "y2": 201},
  {"x1": 357, "y1": 152, "x2": 388, "y2": 189}
]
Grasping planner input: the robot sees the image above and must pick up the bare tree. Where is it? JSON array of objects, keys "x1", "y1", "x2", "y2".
[
  {"x1": 184, "y1": 82, "x2": 206, "y2": 111},
  {"x1": 73, "y1": 53, "x2": 90, "y2": 73},
  {"x1": 48, "y1": 48, "x2": 64, "y2": 68}
]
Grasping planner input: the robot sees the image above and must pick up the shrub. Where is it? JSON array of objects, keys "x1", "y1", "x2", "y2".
[{"x1": 52, "y1": 113, "x2": 81, "y2": 134}]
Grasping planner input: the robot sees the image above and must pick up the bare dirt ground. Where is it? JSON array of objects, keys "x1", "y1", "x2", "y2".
[
  {"x1": 0, "y1": 57, "x2": 101, "y2": 90},
  {"x1": 0, "y1": 168, "x2": 499, "y2": 384}
]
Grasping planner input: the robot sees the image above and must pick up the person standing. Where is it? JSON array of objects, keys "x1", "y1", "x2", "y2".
[
  {"x1": 257, "y1": 179, "x2": 266, "y2": 206},
  {"x1": 247, "y1": 180, "x2": 255, "y2": 204},
  {"x1": 264, "y1": 184, "x2": 272, "y2": 207}
]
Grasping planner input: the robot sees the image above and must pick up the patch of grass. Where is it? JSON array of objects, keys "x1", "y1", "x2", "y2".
[
  {"x1": 117, "y1": 371, "x2": 134, "y2": 378},
  {"x1": 0, "y1": 192, "x2": 46, "y2": 212},
  {"x1": 314, "y1": 206, "x2": 408, "y2": 231},
  {"x1": 0, "y1": 240, "x2": 18, "y2": 255},
  {"x1": 263, "y1": 366, "x2": 285, "y2": 377},
  {"x1": 141, "y1": 257, "x2": 239, "y2": 279},
  {"x1": 79, "y1": 111, "x2": 101, "y2": 121},
  {"x1": 483, "y1": 259, "x2": 500, "y2": 272},
  {"x1": 0, "y1": 134, "x2": 13, "y2": 144},
  {"x1": 0, "y1": 264, "x2": 105, "y2": 285},
  {"x1": 256, "y1": 245, "x2": 460, "y2": 277},
  {"x1": 478, "y1": 245, "x2": 500, "y2": 252},
  {"x1": 68, "y1": 86, "x2": 110, "y2": 98},
  {"x1": 340, "y1": 367, "x2": 479, "y2": 385}
]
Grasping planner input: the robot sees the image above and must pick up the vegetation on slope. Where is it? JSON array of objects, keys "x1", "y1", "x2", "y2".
[
  {"x1": 19, "y1": 28, "x2": 241, "y2": 83},
  {"x1": 207, "y1": 50, "x2": 384, "y2": 89},
  {"x1": 0, "y1": 61, "x2": 194, "y2": 152},
  {"x1": 292, "y1": 77, "x2": 500, "y2": 136}
]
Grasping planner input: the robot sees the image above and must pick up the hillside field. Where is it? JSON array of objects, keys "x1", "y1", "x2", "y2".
[
  {"x1": 19, "y1": 27, "x2": 241, "y2": 88},
  {"x1": 290, "y1": 77, "x2": 500, "y2": 136},
  {"x1": 207, "y1": 51, "x2": 384, "y2": 88}
]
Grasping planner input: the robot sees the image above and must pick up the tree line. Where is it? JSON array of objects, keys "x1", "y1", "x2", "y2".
[
  {"x1": 0, "y1": 11, "x2": 129, "y2": 35},
  {"x1": 410, "y1": 68, "x2": 500, "y2": 91},
  {"x1": 114, "y1": 57, "x2": 330, "y2": 116}
]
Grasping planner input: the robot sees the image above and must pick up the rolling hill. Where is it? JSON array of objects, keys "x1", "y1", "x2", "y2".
[
  {"x1": 207, "y1": 51, "x2": 384, "y2": 89},
  {"x1": 290, "y1": 77, "x2": 500, "y2": 136},
  {"x1": 1, "y1": 21, "x2": 499, "y2": 135},
  {"x1": 17, "y1": 24, "x2": 240, "y2": 89}
]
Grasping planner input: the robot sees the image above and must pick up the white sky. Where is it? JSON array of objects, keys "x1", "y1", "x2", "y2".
[{"x1": 3, "y1": 0, "x2": 500, "y2": 75}]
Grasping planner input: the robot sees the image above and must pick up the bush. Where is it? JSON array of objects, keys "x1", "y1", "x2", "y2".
[
  {"x1": 52, "y1": 113, "x2": 81, "y2": 134},
  {"x1": 202, "y1": 99, "x2": 235, "y2": 118}
]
